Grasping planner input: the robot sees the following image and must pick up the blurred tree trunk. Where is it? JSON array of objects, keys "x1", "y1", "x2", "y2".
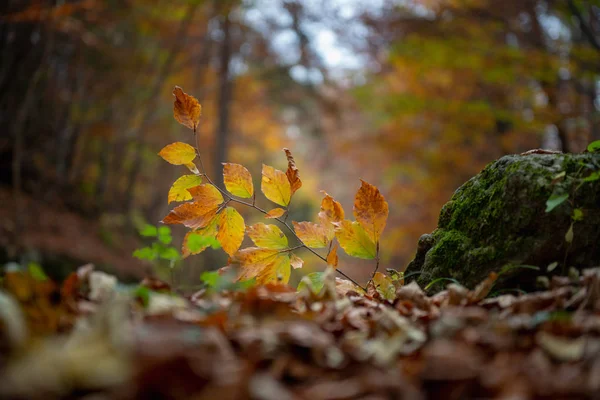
[
  {"x1": 212, "y1": 11, "x2": 233, "y2": 185},
  {"x1": 124, "y1": 2, "x2": 200, "y2": 214}
]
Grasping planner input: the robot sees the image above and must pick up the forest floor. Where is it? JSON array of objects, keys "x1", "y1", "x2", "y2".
[
  {"x1": 0, "y1": 187, "x2": 147, "y2": 279},
  {"x1": 1, "y1": 264, "x2": 600, "y2": 399}
]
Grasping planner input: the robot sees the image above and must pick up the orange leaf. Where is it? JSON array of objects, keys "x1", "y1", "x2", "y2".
[
  {"x1": 265, "y1": 208, "x2": 285, "y2": 219},
  {"x1": 318, "y1": 192, "x2": 345, "y2": 241},
  {"x1": 326, "y1": 243, "x2": 339, "y2": 268},
  {"x1": 353, "y1": 180, "x2": 389, "y2": 242},
  {"x1": 162, "y1": 202, "x2": 219, "y2": 230},
  {"x1": 261, "y1": 164, "x2": 291, "y2": 206},
  {"x1": 234, "y1": 247, "x2": 291, "y2": 284},
  {"x1": 187, "y1": 184, "x2": 224, "y2": 208},
  {"x1": 216, "y1": 207, "x2": 245, "y2": 256},
  {"x1": 290, "y1": 254, "x2": 304, "y2": 269},
  {"x1": 293, "y1": 221, "x2": 328, "y2": 248},
  {"x1": 159, "y1": 142, "x2": 196, "y2": 165},
  {"x1": 246, "y1": 223, "x2": 288, "y2": 249},
  {"x1": 284, "y1": 148, "x2": 302, "y2": 195},
  {"x1": 173, "y1": 86, "x2": 201, "y2": 131},
  {"x1": 223, "y1": 163, "x2": 254, "y2": 198},
  {"x1": 334, "y1": 220, "x2": 376, "y2": 259}
]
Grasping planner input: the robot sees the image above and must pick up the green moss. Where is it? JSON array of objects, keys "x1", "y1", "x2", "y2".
[{"x1": 408, "y1": 153, "x2": 600, "y2": 290}]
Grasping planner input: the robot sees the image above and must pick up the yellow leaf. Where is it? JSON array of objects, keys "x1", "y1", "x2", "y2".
[
  {"x1": 246, "y1": 223, "x2": 288, "y2": 249},
  {"x1": 326, "y1": 243, "x2": 339, "y2": 268},
  {"x1": 216, "y1": 207, "x2": 245, "y2": 256},
  {"x1": 185, "y1": 163, "x2": 199, "y2": 174},
  {"x1": 182, "y1": 217, "x2": 218, "y2": 258},
  {"x1": 334, "y1": 220, "x2": 376, "y2": 259},
  {"x1": 223, "y1": 163, "x2": 254, "y2": 198},
  {"x1": 284, "y1": 148, "x2": 302, "y2": 195},
  {"x1": 234, "y1": 247, "x2": 291, "y2": 284},
  {"x1": 162, "y1": 202, "x2": 219, "y2": 230},
  {"x1": 318, "y1": 192, "x2": 345, "y2": 241},
  {"x1": 261, "y1": 164, "x2": 291, "y2": 206},
  {"x1": 353, "y1": 180, "x2": 389, "y2": 242},
  {"x1": 293, "y1": 221, "x2": 328, "y2": 248},
  {"x1": 290, "y1": 254, "x2": 304, "y2": 269},
  {"x1": 159, "y1": 142, "x2": 196, "y2": 165},
  {"x1": 168, "y1": 175, "x2": 202, "y2": 204},
  {"x1": 187, "y1": 184, "x2": 224, "y2": 208},
  {"x1": 173, "y1": 86, "x2": 201, "y2": 131},
  {"x1": 265, "y1": 208, "x2": 285, "y2": 219}
]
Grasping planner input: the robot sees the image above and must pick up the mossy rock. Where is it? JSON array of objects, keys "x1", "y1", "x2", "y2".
[{"x1": 405, "y1": 152, "x2": 600, "y2": 291}]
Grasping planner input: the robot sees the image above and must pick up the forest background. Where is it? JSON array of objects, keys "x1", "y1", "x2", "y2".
[{"x1": 1, "y1": 0, "x2": 599, "y2": 286}]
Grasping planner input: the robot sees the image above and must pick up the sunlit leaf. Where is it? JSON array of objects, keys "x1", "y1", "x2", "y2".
[
  {"x1": 173, "y1": 86, "x2": 201, "y2": 131},
  {"x1": 158, "y1": 142, "x2": 196, "y2": 165},
  {"x1": 185, "y1": 162, "x2": 200, "y2": 174},
  {"x1": 223, "y1": 163, "x2": 254, "y2": 198},
  {"x1": 293, "y1": 221, "x2": 328, "y2": 248},
  {"x1": 133, "y1": 247, "x2": 157, "y2": 261},
  {"x1": 246, "y1": 223, "x2": 288, "y2": 249},
  {"x1": 284, "y1": 148, "x2": 302, "y2": 195},
  {"x1": 318, "y1": 192, "x2": 345, "y2": 241},
  {"x1": 261, "y1": 164, "x2": 291, "y2": 206},
  {"x1": 162, "y1": 202, "x2": 219, "y2": 230},
  {"x1": 334, "y1": 220, "x2": 376, "y2": 259},
  {"x1": 265, "y1": 208, "x2": 285, "y2": 219},
  {"x1": 326, "y1": 243, "x2": 339, "y2": 267},
  {"x1": 545, "y1": 193, "x2": 569, "y2": 212},
  {"x1": 234, "y1": 247, "x2": 291, "y2": 284},
  {"x1": 187, "y1": 184, "x2": 224, "y2": 208},
  {"x1": 216, "y1": 207, "x2": 245, "y2": 256},
  {"x1": 168, "y1": 175, "x2": 202, "y2": 204},
  {"x1": 353, "y1": 180, "x2": 389, "y2": 242}
]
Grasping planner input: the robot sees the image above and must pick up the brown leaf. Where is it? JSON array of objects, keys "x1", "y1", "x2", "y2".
[
  {"x1": 161, "y1": 202, "x2": 219, "y2": 230},
  {"x1": 290, "y1": 254, "x2": 304, "y2": 269},
  {"x1": 353, "y1": 180, "x2": 389, "y2": 242},
  {"x1": 173, "y1": 86, "x2": 201, "y2": 131},
  {"x1": 283, "y1": 148, "x2": 302, "y2": 195}
]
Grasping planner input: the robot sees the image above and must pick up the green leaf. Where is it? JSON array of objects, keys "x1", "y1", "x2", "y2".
[
  {"x1": 133, "y1": 286, "x2": 151, "y2": 307},
  {"x1": 583, "y1": 171, "x2": 600, "y2": 182},
  {"x1": 158, "y1": 247, "x2": 180, "y2": 261},
  {"x1": 587, "y1": 140, "x2": 600, "y2": 152},
  {"x1": 572, "y1": 208, "x2": 584, "y2": 221},
  {"x1": 140, "y1": 224, "x2": 158, "y2": 237},
  {"x1": 187, "y1": 233, "x2": 220, "y2": 252},
  {"x1": 133, "y1": 247, "x2": 157, "y2": 261},
  {"x1": 28, "y1": 262, "x2": 48, "y2": 281},
  {"x1": 565, "y1": 223, "x2": 574, "y2": 244},
  {"x1": 297, "y1": 272, "x2": 325, "y2": 294},
  {"x1": 545, "y1": 193, "x2": 569, "y2": 212},
  {"x1": 553, "y1": 171, "x2": 566, "y2": 180},
  {"x1": 200, "y1": 271, "x2": 220, "y2": 288},
  {"x1": 158, "y1": 226, "x2": 171, "y2": 237}
]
